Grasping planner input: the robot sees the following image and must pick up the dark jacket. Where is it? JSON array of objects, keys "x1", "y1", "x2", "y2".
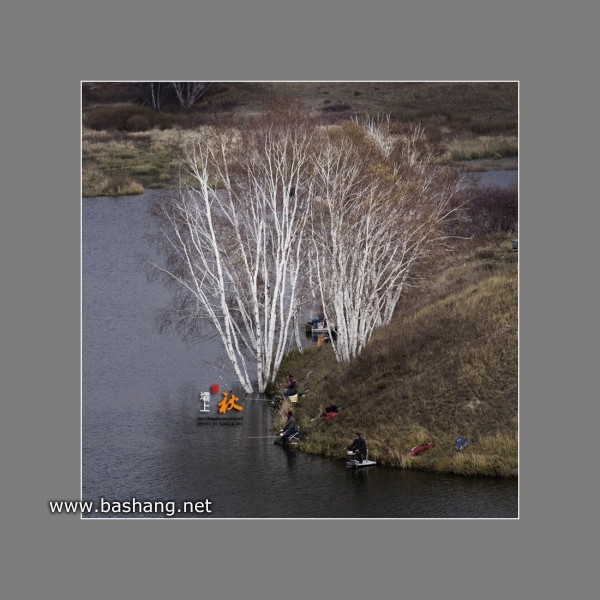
[
  {"x1": 347, "y1": 436, "x2": 367, "y2": 456},
  {"x1": 282, "y1": 415, "x2": 297, "y2": 434}
]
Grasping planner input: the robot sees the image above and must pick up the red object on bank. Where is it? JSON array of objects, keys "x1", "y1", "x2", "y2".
[
  {"x1": 210, "y1": 384, "x2": 219, "y2": 395},
  {"x1": 409, "y1": 442, "x2": 436, "y2": 456}
]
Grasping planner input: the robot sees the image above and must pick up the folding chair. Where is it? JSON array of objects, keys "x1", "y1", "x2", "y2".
[
  {"x1": 287, "y1": 428, "x2": 302, "y2": 444},
  {"x1": 346, "y1": 448, "x2": 369, "y2": 465}
]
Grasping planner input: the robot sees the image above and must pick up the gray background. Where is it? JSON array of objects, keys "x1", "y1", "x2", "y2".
[{"x1": 2, "y1": 0, "x2": 596, "y2": 598}]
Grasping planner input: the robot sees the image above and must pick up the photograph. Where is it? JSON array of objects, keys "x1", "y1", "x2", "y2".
[{"x1": 80, "y1": 81, "x2": 519, "y2": 518}]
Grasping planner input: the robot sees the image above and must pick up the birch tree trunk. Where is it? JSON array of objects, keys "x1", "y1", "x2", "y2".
[
  {"x1": 148, "y1": 109, "x2": 314, "y2": 392},
  {"x1": 310, "y1": 120, "x2": 465, "y2": 362},
  {"x1": 171, "y1": 82, "x2": 212, "y2": 110},
  {"x1": 148, "y1": 82, "x2": 161, "y2": 110},
  {"x1": 148, "y1": 110, "x2": 465, "y2": 389}
]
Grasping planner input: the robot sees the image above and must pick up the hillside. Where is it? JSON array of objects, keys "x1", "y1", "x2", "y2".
[
  {"x1": 83, "y1": 81, "x2": 518, "y2": 127},
  {"x1": 273, "y1": 233, "x2": 518, "y2": 478}
]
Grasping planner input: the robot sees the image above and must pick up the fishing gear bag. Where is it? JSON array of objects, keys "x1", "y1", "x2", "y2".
[{"x1": 454, "y1": 437, "x2": 470, "y2": 451}]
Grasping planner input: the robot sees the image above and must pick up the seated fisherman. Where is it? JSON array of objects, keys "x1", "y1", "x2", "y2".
[
  {"x1": 282, "y1": 374, "x2": 298, "y2": 398},
  {"x1": 279, "y1": 410, "x2": 298, "y2": 447},
  {"x1": 346, "y1": 432, "x2": 367, "y2": 464}
]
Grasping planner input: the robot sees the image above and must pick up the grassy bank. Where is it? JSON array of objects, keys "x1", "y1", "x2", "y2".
[
  {"x1": 82, "y1": 82, "x2": 518, "y2": 197},
  {"x1": 272, "y1": 233, "x2": 518, "y2": 478},
  {"x1": 82, "y1": 128, "x2": 182, "y2": 196}
]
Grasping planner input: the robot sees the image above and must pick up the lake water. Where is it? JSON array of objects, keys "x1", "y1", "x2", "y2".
[
  {"x1": 82, "y1": 184, "x2": 518, "y2": 519},
  {"x1": 471, "y1": 167, "x2": 518, "y2": 189}
]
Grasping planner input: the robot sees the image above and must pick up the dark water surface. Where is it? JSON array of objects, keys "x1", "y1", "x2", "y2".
[
  {"x1": 82, "y1": 188, "x2": 518, "y2": 519},
  {"x1": 472, "y1": 167, "x2": 518, "y2": 189}
]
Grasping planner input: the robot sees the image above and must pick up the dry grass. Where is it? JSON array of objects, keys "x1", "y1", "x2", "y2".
[
  {"x1": 444, "y1": 134, "x2": 519, "y2": 162},
  {"x1": 82, "y1": 82, "x2": 518, "y2": 197},
  {"x1": 207, "y1": 82, "x2": 517, "y2": 124},
  {"x1": 82, "y1": 162, "x2": 144, "y2": 197},
  {"x1": 82, "y1": 127, "x2": 185, "y2": 196},
  {"x1": 272, "y1": 233, "x2": 518, "y2": 477}
]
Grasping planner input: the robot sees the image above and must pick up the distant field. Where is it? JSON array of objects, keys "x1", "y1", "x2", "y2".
[
  {"x1": 83, "y1": 81, "x2": 518, "y2": 127},
  {"x1": 82, "y1": 81, "x2": 518, "y2": 197},
  {"x1": 207, "y1": 81, "x2": 518, "y2": 125}
]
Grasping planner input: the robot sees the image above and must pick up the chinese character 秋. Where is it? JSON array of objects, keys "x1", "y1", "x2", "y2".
[{"x1": 218, "y1": 391, "x2": 243, "y2": 413}]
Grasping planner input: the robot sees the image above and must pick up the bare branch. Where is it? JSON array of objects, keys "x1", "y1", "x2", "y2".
[
  {"x1": 172, "y1": 82, "x2": 212, "y2": 110},
  {"x1": 148, "y1": 106, "x2": 315, "y2": 392}
]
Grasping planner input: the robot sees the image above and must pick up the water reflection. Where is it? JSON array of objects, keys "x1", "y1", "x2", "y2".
[{"x1": 82, "y1": 191, "x2": 518, "y2": 518}]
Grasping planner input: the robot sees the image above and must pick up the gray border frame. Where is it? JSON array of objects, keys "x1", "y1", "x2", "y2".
[{"x1": 6, "y1": 0, "x2": 590, "y2": 596}]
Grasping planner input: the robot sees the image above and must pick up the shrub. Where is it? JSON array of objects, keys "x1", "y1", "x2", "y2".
[
  {"x1": 105, "y1": 177, "x2": 144, "y2": 196},
  {"x1": 82, "y1": 165, "x2": 110, "y2": 197},
  {"x1": 465, "y1": 185, "x2": 518, "y2": 234},
  {"x1": 83, "y1": 104, "x2": 176, "y2": 131},
  {"x1": 320, "y1": 102, "x2": 351, "y2": 113},
  {"x1": 125, "y1": 114, "x2": 151, "y2": 132},
  {"x1": 82, "y1": 82, "x2": 139, "y2": 105}
]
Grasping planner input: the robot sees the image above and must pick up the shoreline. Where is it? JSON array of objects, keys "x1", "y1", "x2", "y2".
[{"x1": 268, "y1": 232, "x2": 518, "y2": 480}]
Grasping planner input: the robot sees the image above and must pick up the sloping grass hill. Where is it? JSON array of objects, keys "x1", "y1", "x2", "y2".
[{"x1": 274, "y1": 233, "x2": 518, "y2": 477}]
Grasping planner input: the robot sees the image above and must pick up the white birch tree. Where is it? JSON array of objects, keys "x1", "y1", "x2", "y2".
[
  {"x1": 309, "y1": 120, "x2": 465, "y2": 362},
  {"x1": 149, "y1": 106, "x2": 315, "y2": 393},
  {"x1": 146, "y1": 82, "x2": 160, "y2": 110},
  {"x1": 171, "y1": 82, "x2": 212, "y2": 110},
  {"x1": 149, "y1": 106, "x2": 466, "y2": 387}
]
